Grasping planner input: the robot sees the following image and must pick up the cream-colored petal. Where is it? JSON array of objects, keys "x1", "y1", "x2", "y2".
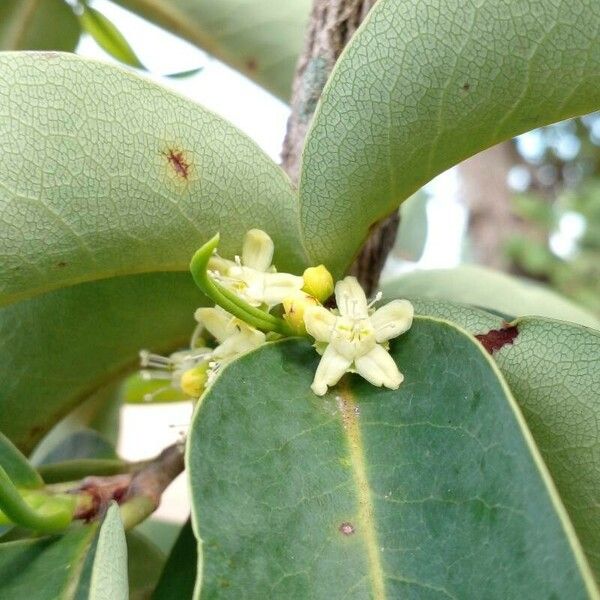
[
  {"x1": 335, "y1": 276, "x2": 369, "y2": 318},
  {"x1": 208, "y1": 255, "x2": 236, "y2": 275},
  {"x1": 354, "y1": 345, "x2": 404, "y2": 389},
  {"x1": 212, "y1": 328, "x2": 265, "y2": 361},
  {"x1": 258, "y1": 272, "x2": 304, "y2": 306},
  {"x1": 371, "y1": 299, "x2": 414, "y2": 343},
  {"x1": 304, "y1": 305, "x2": 337, "y2": 342},
  {"x1": 242, "y1": 229, "x2": 274, "y2": 272},
  {"x1": 195, "y1": 307, "x2": 236, "y2": 343},
  {"x1": 311, "y1": 344, "x2": 352, "y2": 396}
]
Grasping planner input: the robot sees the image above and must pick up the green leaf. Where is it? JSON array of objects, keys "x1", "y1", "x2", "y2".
[
  {"x1": 0, "y1": 52, "x2": 307, "y2": 308},
  {"x1": 0, "y1": 526, "x2": 97, "y2": 598},
  {"x1": 30, "y1": 383, "x2": 123, "y2": 464},
  {"x1": 299, "y1": 0, "x2": 600, "y2": 276},
  {"x1": 394, "y1": 193, "x2": 428, "y2": 262},
  {"x1": 112, "y1": 0, "x2": 311, "y2": 100},
  {"x1": 188, "y1": 322, "x2": 597, "y2": 598},
  {"x1": 136, "y1": 519, "x2": 181, "y2": 556},
  {"x1": 90, "y1": 503, "x2": 128, "y2": 600},
  {"x1": 127, "y1": 530, "x2": 166, "y2": 599},
  {"x1": 0, "y1": 0, "x2": 80, "y2": 52},
  {"x1": 39, "y1": 429, "x2": 118, "y2": 464},
  {"x1": 165, "y1": 67, "x2": 203, "y2": 80},
  {"x1": 381, "y1": 266, "x2": 600, "y2": 330},
  {"x1": 0, "y1": 432, "x2": 42, "y2": 489},
  {"x1": 79, "y1": 5, "x2": 144, "y2": 69},
  {"x1": 0, "y1": 272, "x2": 203, "y2": 452},
  {"x1": 492, "y1": 317, "x2": 600, "y2": 581},
  {"x1": 153, "y1": 520, "x2": 197, "y2": 599}
]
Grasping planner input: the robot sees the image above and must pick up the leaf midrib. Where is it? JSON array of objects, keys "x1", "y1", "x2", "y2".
[{"x1": 339, "y1": 382, "x2": 386, "y2": 599}]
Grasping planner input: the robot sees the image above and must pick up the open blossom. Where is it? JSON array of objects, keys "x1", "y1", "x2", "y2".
[
  {"x1": 303, "y1": 277, "x2": 413, "y2": 396},
  {"x1": 209, "y1": 228, "x2": 303, "y2": 308},
  {"x1": 194, "y1": 305, "x2": 266, "y2": 363}
]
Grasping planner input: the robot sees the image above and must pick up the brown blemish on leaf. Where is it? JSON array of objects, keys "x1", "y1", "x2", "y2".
[
  {"x1": 246, "y1": 58, "x2": 258, "y2": 72},
  {"x1": 461, "y1": 82, "x2": 470, "y2": 92},
  {"x1": 163, "y1": 148, "x2": 190, "y2": 179},
  {"x1": 339, "y1": 522, "x2": 355, "y2": 535},
  {"x1": 475, "y1": 324, "x2": 518, "y2": 354},
  {"x1": 57, "y1": 261, "x2": 67, "y2": 268}
]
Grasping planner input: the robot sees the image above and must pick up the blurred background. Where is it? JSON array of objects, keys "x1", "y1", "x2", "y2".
[{"x1": 4, "y1": 0, "x2": 600, "y2": 521}]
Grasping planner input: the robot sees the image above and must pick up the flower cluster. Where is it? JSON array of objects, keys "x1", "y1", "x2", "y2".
[{"x1": 137, "y1": 229, "x2": 413, "y2": 401}]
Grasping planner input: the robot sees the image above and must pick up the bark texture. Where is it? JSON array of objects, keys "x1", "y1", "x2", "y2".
[{"x1": 281, "y1": 0, "x2": 398, "y2": 294}]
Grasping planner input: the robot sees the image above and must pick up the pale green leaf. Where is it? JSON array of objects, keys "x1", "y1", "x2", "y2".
[
  {"x1": 381, "y1": 266, "x2": 600, "y2": 330},
  {"x1": 0, "y1": 272, "x2": 203, "y2": 452},
  {"x1": 79, "y1": 5, "x2": 144, "y2": 69},
  {"x1": 90, "y1": 503, "x2": 128, "y2": 600},
  {"x1": 0, "y1": 0, "x2": 80, "y2": 52},
  {"x1": 0, "y1": 526, "x2": 97, "y2": 599},
  {"x1": 113, "y1": 0, "x2": 310, "y2": 100},
  {"x1": 0, "y1": 52, "x2": 307, "y2": 307},
  {"x1": 188, "y1": 321, "x2": 597, "y2": 598},
  {"x1": 493, "y1": 318, "x2": 600, "y2": 581},
  {"x1": 299, "y1": 0, "x2": 600, "y2": 276}
]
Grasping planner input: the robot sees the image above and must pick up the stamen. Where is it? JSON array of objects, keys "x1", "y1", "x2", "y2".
[{"x1": 367, "y1": 291, "x2": 383, "y2": 309}]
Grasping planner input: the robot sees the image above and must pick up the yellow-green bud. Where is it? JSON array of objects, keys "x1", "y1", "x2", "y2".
[
  {"x1": 180, "y1": 364, "x2": 209, "y2": 398},
  {"x1": 283, "y1": 294, "x2": 318, "y2": 335},
  {"x1": 302, "y1": 265, "x2": 334, "y2": 302}
]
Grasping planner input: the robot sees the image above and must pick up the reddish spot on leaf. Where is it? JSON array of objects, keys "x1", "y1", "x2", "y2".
[
  {"x1": 339, "y1": 522, "x2": 355, "y2": 535},
  {"x1": 164, "y1": 148, "x2": 190, "y2": 179},
  {"x1": 246, "y1": 57, "x2": 258, "y2": 71},
  {"x1": 475, "y1": 324, "x2": 519, "y2": 354}
]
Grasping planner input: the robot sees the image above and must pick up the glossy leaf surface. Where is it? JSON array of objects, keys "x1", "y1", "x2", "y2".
[{"x1": 188, "y1": 321, "x2": 596, "y2": 598}]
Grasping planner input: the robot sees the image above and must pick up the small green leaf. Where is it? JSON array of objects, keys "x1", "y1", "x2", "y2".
[
  {"x1": 127, "y1": 530, "x2": 165, "y2": 599},
  {"x1": 299, "y1": 0, "x2": 600, "y2": 276},
  {"x1": 165, "y1": 67, "x2": 203, "y2": 79},
  {"x1": 112, "y1": 0, "x2": 311, "y2": 99},
  {"x1": 153, "y1": 520, "x2": 197, "y2": 599},
  {"x1": 90, "y1": 503, "x2": 128, "y2": 600},
  {"x1": 0, "y1": 0, "x2": 80, "y2": 52},
  {"x1": 381, "y1": 266, "x2": 600, "y2": 330},
  {"x1": 79, "y1": 5, "x2": 145, "y2": 70},
  {"x1": 121, "y1": 373, "x2": 189, "y2": 404},
  {"x1": 0, "y1": 526, "x2": 98, "y2": 599},
  {"x1": 0, "y1": 432, "x2": 42, "y2": 489},
  {"x1": 188, "y1": 322, "x2": 597, "y2": 597}
]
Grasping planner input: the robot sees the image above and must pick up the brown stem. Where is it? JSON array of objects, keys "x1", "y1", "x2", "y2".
[
  {"x1": 281, "y1": 0, "x2": 397, "y2": 294},
  {"x1": 72, "y1": 442, "x2": 185, "y2": 528}
]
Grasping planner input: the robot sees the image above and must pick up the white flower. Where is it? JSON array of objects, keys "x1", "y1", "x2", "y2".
[
  {"x1": 303, "y1": 276, "x2": 414, "y2": 396},
  {"x1": 209, "y1": 229, "x2": 303, "y2": 308},
  {"x1": 194, "y1": 306, "x2": 266, "y2": 363},
  {"x1": 139, "y1": 347, "x2": 211, "y2": 400}
]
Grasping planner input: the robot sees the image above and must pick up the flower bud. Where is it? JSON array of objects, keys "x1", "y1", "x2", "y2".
[
  {"x1": 302, "y1": 265, "x2": 334, "y2": 302},
  {"x1": 180, "y1": 364, "x2": 209, "y2": 398},
  {"x1": 283, "y1": 293, "x2": 319, "y2": 335}
]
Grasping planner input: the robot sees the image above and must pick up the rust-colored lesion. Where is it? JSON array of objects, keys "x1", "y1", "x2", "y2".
[
  {"x1": 475, "y1": 324, "x2": 519, "y2": 354},
  {"x1": 162, "y1": 147, "x2": 192, "y2": 180}
]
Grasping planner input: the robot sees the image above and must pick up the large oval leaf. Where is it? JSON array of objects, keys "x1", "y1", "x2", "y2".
[
  {"x1": 0, "y1": 272, "x2": 203, "y2": 452},
  {"x1": 492, "y1": 318, "x2": 600, "y2": 581},
  {"x1": 299, "y1": 0, "x2": 600, "y2": 275},
  {"x1": 381, "y1": 266, "x2": 600, "y2": 330},
  {"x1": 113, "y1": 0, "x2": 310, "y2": 100},
  {"x1": 188, "y1": 319, "x2": 597, "y2": 598},
  {"x1": 0, "y1": 52, "x2": 306, "y2": 307}
]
